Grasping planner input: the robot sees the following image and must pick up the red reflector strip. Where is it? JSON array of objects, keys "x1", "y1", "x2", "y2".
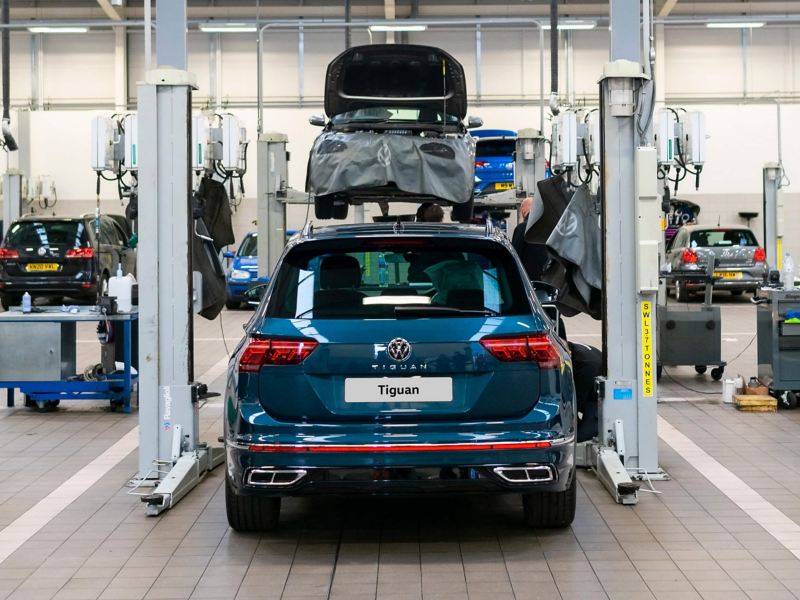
[{"x1": 247, "y1": 440, "x2": 552, "y2": 453}]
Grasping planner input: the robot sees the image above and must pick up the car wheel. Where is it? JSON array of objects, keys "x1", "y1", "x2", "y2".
[
  {"x1": 0, "y1": 294, "x2": 19, "y2": 311},
  {"x1": 695, "y1": 365, "x2": 707, "y2": 375},
  {"x1": 451, "y1": 198, "x2": 474, "y2": 223},
  {"x1": 522, "y1": 471, "x2": 576, "y2": 529},
  {"x1": 314, "y1": 196, "x2": 334, "y2": 220},
  {"x1": 225, "y1": 299, "x2": 240, "y2": 310},
  {"x1": 675, "y1": 279, "x2": 690, "y2": 303},
  {"x1": 225, "y1": 475, "x2": 281, "y2": 532},
  {"x1": 100, "y1": 272, "x2": 110, "y2": 296},
  {"x1": 779, "y1": 391, "x2": 798, "y2": 410},
  {"x1": 731, "y1": 290, "x2": 743, "y2": 297},
  {"x1": 332, "y1": 201, "x2": 349, "y2": 220}
]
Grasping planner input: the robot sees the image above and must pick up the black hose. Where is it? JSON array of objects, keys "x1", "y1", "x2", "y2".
[{"x1": 550, "y1": 0, "x2": 558, "y2": 101}]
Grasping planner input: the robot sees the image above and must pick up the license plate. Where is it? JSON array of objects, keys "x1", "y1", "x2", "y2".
[
  {"x1": 495, "y1": 182, "x2": 514, "y2": 190},
  {"x1": 345, "y1": 377, "x2": 453, "y2": 403},
  {"x1": 26, "y1": 263, "x2": 59, "y2": 272},
  {"x1": 713, "y1": 271, "x2": 742, "y2": 280}
]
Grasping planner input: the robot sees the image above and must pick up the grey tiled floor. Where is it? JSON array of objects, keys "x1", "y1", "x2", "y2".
[{"x1": 2, "y1": 295, "x2": 800, "y2": 600}]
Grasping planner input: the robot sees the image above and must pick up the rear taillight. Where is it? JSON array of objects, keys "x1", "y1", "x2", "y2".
[
  {"x1": 66, "y1": 247, "x2": 94, "y2": 259},
  {"x1": 754, "y1": 247, "x2": 766, "y2": 263},
  {"x1": 681, "y1": 249, "x2": 698, "y2": 264},
  {"x1": 475, "y1": 161, "x2": 489, "y2": 168},
  {"x1": 480, "y1": 333, "x2": 561, "y2": 369},
  {"x1": 238, "y1": 336, "x2": 318, "y2": 372},
  {"x1": 0, "y1": 248, "x2": 19, "y2": 260}
]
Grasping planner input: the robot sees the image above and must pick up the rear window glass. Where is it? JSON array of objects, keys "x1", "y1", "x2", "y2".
[
  {"x1": 476, "y1": 140, "x2": 516, "y2": 158},
  {"x1": 5, "y1": 221, "x2": 88, "y2": 249},
  {"x1": 238, "y1": 234, "x2": 258, "y2": 256},
  {"x1": 267, "y1": 238, "x2": 530, "y2": 319},
  {"x1": 689, "y1": 229, "x2": 758, "y2": 248}
]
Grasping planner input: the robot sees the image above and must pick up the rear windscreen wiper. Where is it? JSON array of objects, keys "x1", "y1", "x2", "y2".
[{"x1": 394, "y1": 306, "x2": 498, "y2": 318}]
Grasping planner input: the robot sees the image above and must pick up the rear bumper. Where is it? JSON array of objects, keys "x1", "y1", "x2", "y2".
[
  {"x1": 226, "y1": 437, "x2": 574, "y2": 497},
  {"x1": 0, "y1": 279, "x2": 97, "y2": 298},
  {"x1": 683, "y1": 278, "x2": 761, "y2": 291}
]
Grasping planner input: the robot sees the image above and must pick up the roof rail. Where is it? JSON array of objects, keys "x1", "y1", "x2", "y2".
[{"x1": 301, "y1": 220, "x2": 314, "y2": 239}]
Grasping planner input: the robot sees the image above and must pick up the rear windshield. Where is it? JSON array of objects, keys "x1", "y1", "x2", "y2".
[
  {"x1": 4, "y1": 221, "x2": 88, "y2": 249},
  {"x1": 238, "y1": 234, "x2": 258, "y2": 256},
  {"x1": 476, "y1": 139, "x2": 516, "y2": 158},
  {"x1": 267, "y1": 238, "x2": 530, "y2": 319},
  {"x1": 690, "y1": 229, "x2": 758, "y2": 248}
]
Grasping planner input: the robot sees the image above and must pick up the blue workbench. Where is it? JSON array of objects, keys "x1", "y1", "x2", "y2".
[{"x1": 0, "y1": 307, "x2": 138, "y2": 413}]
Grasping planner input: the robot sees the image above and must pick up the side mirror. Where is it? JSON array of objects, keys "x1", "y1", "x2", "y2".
[
  {"x1": 223, "y1": 250, "x2": 235, "y2": 259},
  {"x1": 531, "y1": 280, "x2": 558, "y2": 305},
  {"x1": 244, "y1": 284, "x2": 268, "y2": 306},
  {"x1": 308, "y1": 114, "x2": 326, "y2": 127},
  {"x1": 467, "y1": 115, "x2": 483, "y2": 129}
]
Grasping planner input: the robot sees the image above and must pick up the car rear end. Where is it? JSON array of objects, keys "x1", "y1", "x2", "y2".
[
  {"x1": 473, "y1": 130, "x2": 516, "y2": 196},
  {"x1": 0, "y1": 218, "x2": 99, "y2": 305},
  {"x1": 680, "y1": 228, "x2": 767, "y2": 294},
  {"x1": 224, "y1": 225, "x2": 576, "y2": 530}
]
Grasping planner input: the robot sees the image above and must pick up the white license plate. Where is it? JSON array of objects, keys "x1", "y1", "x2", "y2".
[{"x1": 345, "y1": 377, "x2": 453, "y2": 403}]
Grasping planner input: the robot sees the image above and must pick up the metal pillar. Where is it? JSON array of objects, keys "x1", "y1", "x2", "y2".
[
  {"x1": 514, "y1": 128, "x2": 547, "y2": 235},
  {"x1": 763, "y1": 162, "x2": 783, "y2": 271},
  {"x1": 1, "y1": 171, "x2": 22, "y2": 237},
  {"x1": 256, "y1": 133, "x2": 289, "y2": 279},
  {"x1": 134, "y1": 0, "x2": 223, "y2": 515}
]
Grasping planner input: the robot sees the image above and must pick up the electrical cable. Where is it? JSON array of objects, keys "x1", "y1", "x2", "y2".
[
  {"x1": 218, "y1": 311, "x2": 230, "y2": 358},
  {"x1": 661, "y1": 367, "x2": 719, "y2": 395},
  {"x1": 724, "y1": 333, "x2": 757, "y2": 365}
]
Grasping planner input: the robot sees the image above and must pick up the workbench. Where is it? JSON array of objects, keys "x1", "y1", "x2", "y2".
[{"x1": 0, "y1": 307, "x2": 138, "y2": 413}]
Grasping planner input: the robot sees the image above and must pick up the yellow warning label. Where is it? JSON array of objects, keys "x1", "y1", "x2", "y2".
[{"x1": 641, "y1": 301, "x2": 654, "y2": 397}]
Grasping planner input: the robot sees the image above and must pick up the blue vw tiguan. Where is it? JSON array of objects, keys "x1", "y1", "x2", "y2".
[{"x1": 224, "y1": 222, "x2": 576, "y2": 530}]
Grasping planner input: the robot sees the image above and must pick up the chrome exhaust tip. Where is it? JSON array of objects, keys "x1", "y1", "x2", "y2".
[
  {"x1": 492, "y1": 465, "x2": 556, "y2": 484},
  {"x1": 245, "y1": 468, "x2": 307, "y2": 487}
]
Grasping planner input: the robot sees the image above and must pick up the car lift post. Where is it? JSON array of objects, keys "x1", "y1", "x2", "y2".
[
  {"x1": 576, "y1": 0, "x2": 667, "y2": 504},
  {"x1": 762, "y1": 162, "x2": 783, "y2": 271},
  {"x1": 134, "y1": 0, "x2": 223, "y2": 516},
  {"x1": 257, "y1": 133, "x2": 290, "y2": 279}
]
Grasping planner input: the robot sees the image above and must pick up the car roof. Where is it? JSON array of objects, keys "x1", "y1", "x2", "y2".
[
  {"x1": 472, "y1": 129, "x2": 517, "y2": 139},
  {"x1": 291, "y1": 222, "x2": 508, "y2": 244},
  {"x1": 682, "y1": 224, "x2": 755, "y2": 232},
  {"x1": 18, "y1": 215, "x2": 84, "y2": 222}
]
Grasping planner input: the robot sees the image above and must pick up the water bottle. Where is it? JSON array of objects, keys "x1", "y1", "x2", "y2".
[
  {"x1": 783, "y1": 252, "x2": 795, "y2": 290},
  {"x1": 378, "y1": 253, "x2": 388, "y2": 287},
  {"x1": 21, "y1": 292, "x2": 31, "y2": 313}
]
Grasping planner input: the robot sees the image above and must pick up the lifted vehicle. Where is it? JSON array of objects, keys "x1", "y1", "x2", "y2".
[
  {"x1": 473, "y1": 129, "x2": 516, "y2": 196},
  {"x1": 0, "y1": 214, "x2": 136, "y2": 310},
  {"x1": 306, "y1": 45, "x2": 480, "y2": 222},
  {"x1": 224, "y1": 222, "x2": 577, "y2": 531}
]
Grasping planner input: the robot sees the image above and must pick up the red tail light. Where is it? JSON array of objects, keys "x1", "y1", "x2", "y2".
[
  {"x1": 66, "y1": 247, "x2": 94, "y2": 259},
  {"x1": 0, "y1": 248, "x2": 19, "y2": 260},
  {"x1": 238, "y1": 336, "x2": 318, "y2": 372},
  {"x1": 754, "y1": 247, "x2": 766, "y2": 263},
  {"x1": 480, "y1": 333, "x2": 561, "y2": 369},
  {"x1": 475, "y1": 161, "x2": 489, "y2": 168},
  {"x1": 681, "y1": 249, "x2": 698, "y2": 264}
]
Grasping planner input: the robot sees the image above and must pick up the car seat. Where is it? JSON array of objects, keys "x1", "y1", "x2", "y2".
[{"x1": 313, "y1": 255, "x2": 366, "y2": 317}]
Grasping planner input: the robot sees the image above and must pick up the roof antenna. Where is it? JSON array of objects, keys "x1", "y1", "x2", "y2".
[{"x1": 717, "y1": 214, "x2": 721, "y2": 227}]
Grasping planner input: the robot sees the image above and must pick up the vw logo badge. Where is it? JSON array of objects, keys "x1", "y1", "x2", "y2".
[{"x1": 387, "y1": 337, "x2": 411, "y2": 362}]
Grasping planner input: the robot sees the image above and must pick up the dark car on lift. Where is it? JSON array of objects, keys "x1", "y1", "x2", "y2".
[
  {"x1": 306, "y1": 44, "x2": 481, "y2": 223},
  {"x1": 665, "y1": 224, "x2": 767, "y2": 301},
  {"x1": 0, "y1": 214, "x2": 136, "y2": 309},
  {"x1": 223, "y1": 222, "x2": 577, "y2": 531}
]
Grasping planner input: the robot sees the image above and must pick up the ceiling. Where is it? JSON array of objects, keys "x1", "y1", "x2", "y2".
[{"x1": 6, "y1": 1, "x2": 799, "y2": 21}]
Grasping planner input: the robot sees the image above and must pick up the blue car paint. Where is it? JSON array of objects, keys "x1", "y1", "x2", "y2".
[
  {"x1": 225, "y1": 231, "x2": 260, "y2": 303},
  {"x1": 472, "y1": 129, "x2": 516, "y2": 196},
  {"x1": 224, "y1": 223, "x2": 575, "y2": 498}
]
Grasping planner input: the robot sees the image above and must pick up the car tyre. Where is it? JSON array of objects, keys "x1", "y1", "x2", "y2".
[
  {"x1": 675, "y1": 279, "x2": 690, "y2": 303},
  {"x1": 225, "y1": 475, "x2": 281, "y2": 532},
  {"x1": 522, "y1": 471, "x2": 576, "y2": 529},
  {"x1": 731, "y1": 290, "x2": 743, "y2": 297},
  {"x1": 332, "y1": 201, "x2": 349, "y2": 220},
  {"x1": 0, "y1": 294, "x2": 19, "y2": 311},
  {"x1": 225, "y1": 299, "x2": 240, "y2": 310},
  {"x1": 779, "y1": 391, "x2": 798, "y2": 410},
  {"x1": 451, "y1": 198, "x2": 474, "y2": 223},
  {"x1": 314, "y1": 196, "x2": 334, "y2": 220}
]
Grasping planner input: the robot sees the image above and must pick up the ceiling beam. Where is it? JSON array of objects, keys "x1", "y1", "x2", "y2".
[
  {"x1": 96, "y1": 0, "x2": 122, "y2": 21},
  {"x1": 658, "y1": 0, "x2": 679, "y2": 17}
]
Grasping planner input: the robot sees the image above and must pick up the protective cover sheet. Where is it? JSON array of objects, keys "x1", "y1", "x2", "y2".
[{"x1": 307, "y1": 131, "x2": 475, "y2": 205}]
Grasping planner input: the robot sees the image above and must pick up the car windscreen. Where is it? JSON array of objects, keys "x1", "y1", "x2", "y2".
[
  {"x1": 331, "y1": 106, "x2": 460, "y2": 125},
  {"x1": 690, "y1": 229, "x2": 758, "y2": 248},
  {"x1": 238, "y1": 234, "x2": 258, "y2": 256},
  {"x1": 4, "y1": 221, "x2": 88, "y2": 249},
  {"x1": 266, "y1": 238, "x2": 530, "y2": 319},
  {"x1": 475, "y1": 139, "x2": 516, "y2": 158}
]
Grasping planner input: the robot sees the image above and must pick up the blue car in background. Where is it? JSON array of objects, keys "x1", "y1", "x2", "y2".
[
  {"x1": 473, "y1": 129, "x2": 517, "y2": 196},
  {"x1": 225, "y1": 231, "x2": 260, "y2": 309}
]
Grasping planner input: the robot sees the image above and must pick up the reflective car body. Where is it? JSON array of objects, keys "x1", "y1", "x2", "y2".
[
  {"x1": 0, "y1": 214, "x2": 136, "y2": 309},
  {"x1": 473, "y1": 129, "x2": 516, "y2": 196},
  {"x1": 225, "y1": 231, "x2": 259, "y2": 308},
  {"x1": 665, "y1": 225, "x2": 767, "y2": 297},
  {"x1": 224, "y1": 223, "x2": 577, "y2": 530}
]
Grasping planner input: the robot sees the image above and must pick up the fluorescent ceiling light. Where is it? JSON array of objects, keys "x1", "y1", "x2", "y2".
[
  {"x1": 199, "y1": 23, "x2": 256, "y2": 33},
  {"x1": 369, "y1": 24, "x2": 428, "y2": 32},
  {"x1": 706, "y1": 21, "x2": 765, "y2": 29},
  {"x1": 27, "y1": 26, "x2": 89, "y2": 33},
  {"x1": 542, "y1": 21, "x2": 597, "y2": 31}
]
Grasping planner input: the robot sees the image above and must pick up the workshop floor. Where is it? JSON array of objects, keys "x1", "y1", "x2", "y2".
[{"x1": 2, "y1": 295, "x2": 800, "y2": 600}]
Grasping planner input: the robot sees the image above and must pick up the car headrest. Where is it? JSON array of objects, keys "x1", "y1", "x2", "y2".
[{"x1": 320, "y1": 255, "x2": 362, "y2": 289}]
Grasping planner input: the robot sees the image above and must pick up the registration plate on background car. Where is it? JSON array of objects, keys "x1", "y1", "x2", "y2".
[
  {"x1": 26, "y1": 263, "x2": 59, "y2": 272},
  {"x1": 713, "y1": 271, "x2": 743, "y2": 279},
  {"x1": 495, "y1": 182, "x2": 514, "y2": 190},
  {"x1": 345, "y1": 377, "x2": 453, "y2": 403}
]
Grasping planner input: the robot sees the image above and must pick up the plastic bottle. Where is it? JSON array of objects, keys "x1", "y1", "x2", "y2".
[
  {"x1": 21, "y1": 292, "x2": 31, "y2": 313},
  {"x1": 783, "y1": 252, "x2": 795, "y2": 290},
  {"x1": 378, "y1": 253, "x2": 388, "y2": 287},
  {"x1": 108, "y1": 262, "x2": 135, "y2": 313}
]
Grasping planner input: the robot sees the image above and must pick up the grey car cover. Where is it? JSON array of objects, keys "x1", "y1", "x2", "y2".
[{"x1": 307, "y1": 131, "x2": 475, "y2": 205}]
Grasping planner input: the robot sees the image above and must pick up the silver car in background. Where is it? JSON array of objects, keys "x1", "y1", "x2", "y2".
[{"x1": 665, "y1": 225, "x2": 767, "y2": 301}]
